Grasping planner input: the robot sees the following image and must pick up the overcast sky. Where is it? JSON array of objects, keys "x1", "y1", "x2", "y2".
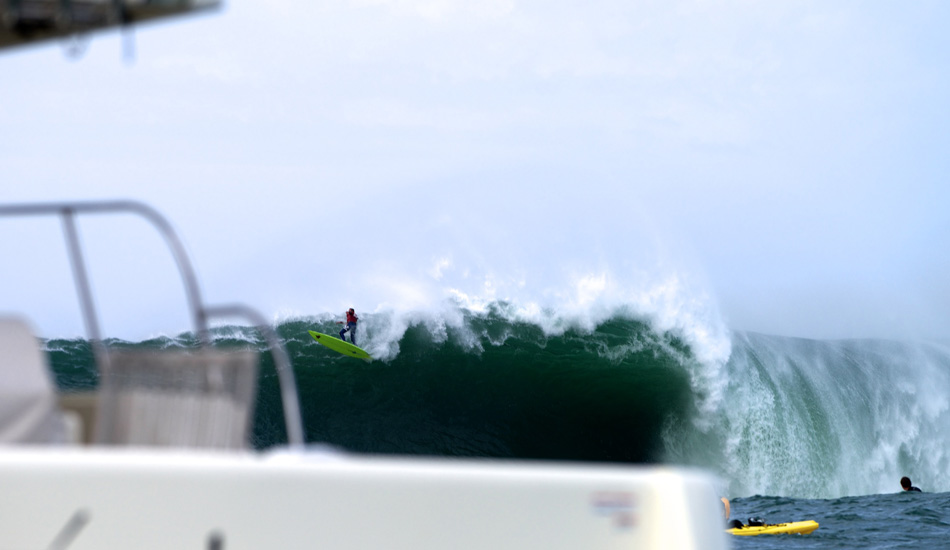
[{"x1": 1, "y1": 0, "x2": 948, "y2": 342}]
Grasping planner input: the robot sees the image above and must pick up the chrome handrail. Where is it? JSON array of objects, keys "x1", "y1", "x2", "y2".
[
  {"x1": 0, "y1": 200, "x2": 304, "y2": 448},
  {"x1": 204, "y1": 304, "x2": 305, "y2": 447}
]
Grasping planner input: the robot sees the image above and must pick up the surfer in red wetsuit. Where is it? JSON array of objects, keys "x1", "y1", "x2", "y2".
[{"x1": 337, "y1": 308, "x2": 358, "y2": 345}]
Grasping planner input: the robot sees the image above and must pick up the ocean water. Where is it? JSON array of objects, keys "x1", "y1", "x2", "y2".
[
  {"x1": 45, "y1": 303, "x2": 950, "y2": 548},
  {"x1": 728, "y1": 492, "x2": 950, "y2": 550}
]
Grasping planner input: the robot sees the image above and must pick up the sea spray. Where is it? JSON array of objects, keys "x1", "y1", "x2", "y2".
[{"x1": 713, "y1": 334, "x2": 950, "y2": 498}]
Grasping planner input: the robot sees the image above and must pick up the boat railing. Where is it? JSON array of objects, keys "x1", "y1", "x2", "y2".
[{"x1": 0, "y1": 200, "x2": 304, "y2": 448}]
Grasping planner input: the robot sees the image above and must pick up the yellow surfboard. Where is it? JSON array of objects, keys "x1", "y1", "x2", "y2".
[
  {"x1": 309, "y1": 330, "x2": 372, "y2": 360},
  {"x1": 728, "y1": 520, "x2": 819, "y2": 536}
]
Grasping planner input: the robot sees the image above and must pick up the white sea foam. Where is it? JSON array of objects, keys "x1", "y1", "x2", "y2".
[{"x1": 714, "y1": 335, "x2": 950, "y2": 498}]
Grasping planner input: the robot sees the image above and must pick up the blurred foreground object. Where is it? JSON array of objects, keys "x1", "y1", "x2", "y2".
[{"x1": 0, "y1": 0, "x2": 218, "y2": 52}]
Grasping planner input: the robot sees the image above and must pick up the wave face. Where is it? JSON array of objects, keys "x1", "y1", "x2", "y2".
[
  {"x1": 264, "y1": 310, "x2": 703, "y2": 464},
  {"x1": 45, "y1": 304, "x2": 950, "y2": 499}
]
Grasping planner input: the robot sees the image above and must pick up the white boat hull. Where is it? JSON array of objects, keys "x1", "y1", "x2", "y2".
[{"x1": 0, "y1": 447, "x2": 727, "y2": 550}]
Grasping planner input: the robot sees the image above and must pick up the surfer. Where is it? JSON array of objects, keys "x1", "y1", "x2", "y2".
[
  {"x1": 900, "y1": 476, "x2": 922, "y2": 492},
  {"x1": 337, "y1": 308, "x2": 358, "y2": 345}
]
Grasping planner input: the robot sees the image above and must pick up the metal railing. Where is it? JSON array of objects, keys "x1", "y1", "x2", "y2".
[{"x1": 0, "y1": 200, "x2": 304, "y2": 448}]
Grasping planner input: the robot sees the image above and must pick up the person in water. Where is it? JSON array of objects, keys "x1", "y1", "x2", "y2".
[
  {"x1": 722, "y1": 497, "x2": 765, "y2": 529},
  {"x1": 900, "y1": 476, "x2": 922, "y2": 492},
  {"x1": 337, "y1": 308, "x2": 358, "y2": 345},
  {"x1": 721, "y1": 497, "x2": 744, "y2": 529}
]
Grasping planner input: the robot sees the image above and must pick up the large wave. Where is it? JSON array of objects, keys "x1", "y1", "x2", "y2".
[{"x1": 45, "y1": 296, "x2": 950, "y2": 500}]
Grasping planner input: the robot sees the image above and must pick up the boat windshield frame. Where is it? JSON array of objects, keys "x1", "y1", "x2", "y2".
[{"x1": 0, "y1": 200, "x2": 305, "y2": 448}]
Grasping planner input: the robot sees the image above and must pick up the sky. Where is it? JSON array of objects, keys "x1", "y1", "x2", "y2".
[{"x1": 1, "y1": 0, "x2": 948, "y2": 342}]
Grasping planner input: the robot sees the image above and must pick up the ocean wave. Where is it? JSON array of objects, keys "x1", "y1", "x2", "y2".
[{"x1": 43, "y1": 302, "x2": 950, "y2": 499}]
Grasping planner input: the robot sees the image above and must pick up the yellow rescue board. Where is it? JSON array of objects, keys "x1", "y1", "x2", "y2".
[
  {"x1": 309, "y1": 330, "x2": 372, "y2": 360},
  {"x1": 728, "y1": 520, "x2": 819, "y2": 536}
]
